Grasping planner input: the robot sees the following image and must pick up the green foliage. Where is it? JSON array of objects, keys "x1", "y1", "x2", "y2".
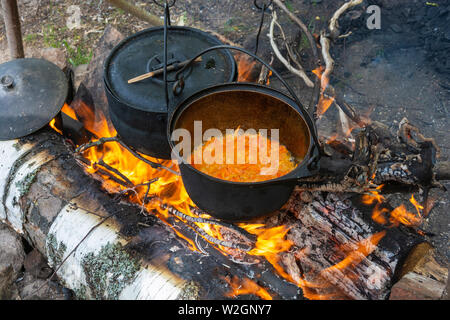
[
  {"x1": 24, "y1": 33, "x2": 38, "y2": 44},
  {"x1": 43, "y1": 24, "x2": 63, "y2": 48},
  {"x1": 62, "y1": 40, "x2": 93, "y2": 67},
  {"x1": 285, "y1": 0, "x2": 294, "y2": 12}
]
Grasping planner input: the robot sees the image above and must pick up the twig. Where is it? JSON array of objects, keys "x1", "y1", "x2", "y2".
[
  {"x1": 75, "y1": 136, "x2": 180, "y2": 176},
  {"x1": 75, "y1": 136, "x2": 118, "y2": 153},
  {"x1": 162, "y1": 203, "x2": 257, "y2": 244},
  {"x1": 272, "y1": 0, "x2": 321, "y2": 111},
  {"x1": 273, "y1": 18, "x2": 303, "y2": 71},
  {"x1": 333, "y1": 96, "x2": 365, "y2": 127},
  {"x1": 140, "y1": 178, "x2": 158, "y2": 213},
  {"x1": 94, "y1": 165, "x2": 133, "y2": 188},
  {"x1": 195, "y1": 233, "x2": 209, "y2": 256},
  {"x1": 329, "y1": 0, "x2": 364, "y2": 39},
  {"x1": 96, "y1": 159, "x2": 133, "y2": 187},
  {"x1": 398, "y1": 118, "x2": 441, "y2": 157},
  {"x1": 269, "y1": 11, "x2": 314, "y2": 88},
  {"x1": 258, "y1": 55, "x2": 274, "y2": 85},
  {"x1": 182, "y1": 218, "x2": 252, "y2": 252}
]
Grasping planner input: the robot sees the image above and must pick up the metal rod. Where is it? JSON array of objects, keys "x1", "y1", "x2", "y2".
[
  {"x1": 163, "y1": 1, "x2": 170, "y2": 110},
  {"x1": 1, "y1": 0, "x2": 24, "y2": 59}
]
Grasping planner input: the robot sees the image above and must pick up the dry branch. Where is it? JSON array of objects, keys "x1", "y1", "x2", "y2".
[
  {"x1": 106, "y1": 0, "x2": 163, "y2": 26},
  {"x1": 329, "y1": 0, "x2": 364, "y2": 39},
  {"x1": 319, "y1": 32, "x2": 335, "y2": 94},
  {"x1": 272, "y1": 0, "x2": 319, "y2": 63},
  {"x1": 269, "y1": 12, "x2": 314, "y2": 88}
]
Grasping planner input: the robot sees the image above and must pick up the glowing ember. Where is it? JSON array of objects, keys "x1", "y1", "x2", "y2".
[
  {"x1": 362, "y1": 187, "x2": 424, "y2": 228},
  {"x1": 225, "y1": 276, "x2": 273, "y2": 300},
  {"x1": 322, "y1": 231, "x2": 386, "y2": 272}
]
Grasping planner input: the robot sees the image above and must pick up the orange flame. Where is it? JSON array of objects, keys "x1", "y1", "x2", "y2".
[
  {"x1": 236, "y1": 54, "x2": 258, "y2": 82},
  {"x1": 312, "y1": 66, "x2": 334, "y2": 117},
  {"x1": 266, "y1": 70, "x2": 273, "y2": 85},
  {"x1": 371, "y1": 204, "x2": 389, "y2": 225},
  {"x1": 361, "y1": 185, "x2": 385, "y2": 205},
  {"x1": 317, "y1": 96, "x2": 335, "y2": 117},
  {"x1": 225, "y1": 276, "x2": 273, "y2": 300},
  {"x1": 62, "y1": 103, "x2": 78, "y2": 120},
  {"x1": 409, "y1": 195, "x2": 424, "y2": 218},
  {"x1": 49, "y1": 118, "x2": 63, "y2": 135},
  {"x1": 389, "y1": 204, "x2": 422, "y2": 227},
  {"x1": 53, "y1": 101, "x2": 296, "y2": 261},
  {"x1": 50, "y1": 97, "x2": 391, "y2": 300}
]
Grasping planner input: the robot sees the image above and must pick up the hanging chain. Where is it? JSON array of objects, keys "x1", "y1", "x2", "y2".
[{"x1": 253, "y1": 0, "x2": 272, "y2": 55}]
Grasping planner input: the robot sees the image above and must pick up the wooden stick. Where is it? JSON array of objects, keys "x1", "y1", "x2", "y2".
[
  {"x1": 1, "y1": 0, "x2": 24, "y2": 59},
  {"x1": 128, "y1": 57, "x2": 203, "y2": 84},
  {"x1": 106, "y1": 0, "x2": 163, "y2": 26}
]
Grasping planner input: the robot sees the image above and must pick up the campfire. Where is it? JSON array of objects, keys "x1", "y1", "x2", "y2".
[
  {"x1": 0, "y1": 0, "x2": 448, "y2": 301},
  {"x1": 46, "y1": 31, "x2": 435, "y2": 301}
]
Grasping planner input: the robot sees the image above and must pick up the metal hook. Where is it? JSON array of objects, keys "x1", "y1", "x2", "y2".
[
  {"x1": 152, "y1": 0, "x2": 176, "y2": 8},
  {"x1": 173, "y1": 77, "x2": 185, "y2": 96},
  {"x1": 253, "y1": 0, "x2": 272, "y2": 11}
]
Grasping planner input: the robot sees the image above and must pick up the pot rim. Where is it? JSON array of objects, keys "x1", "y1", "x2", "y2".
[{"x1": 168, "y1": 82, "x2": 319, "y2": 186}]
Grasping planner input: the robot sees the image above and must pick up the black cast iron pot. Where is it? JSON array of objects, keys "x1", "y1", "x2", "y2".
[
  {"x1": 168, "y1": 83, "x2": 320, "y2": 222},
  {"x1": 104, "y1": 26, "x2": 237, "y2": 159}
]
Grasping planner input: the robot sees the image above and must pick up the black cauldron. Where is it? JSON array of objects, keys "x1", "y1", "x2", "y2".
[{"x1": 103, "y1": 26, "x2": 237, "y2": 159}]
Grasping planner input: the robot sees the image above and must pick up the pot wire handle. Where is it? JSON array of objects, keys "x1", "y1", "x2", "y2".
[{"x1": 173, "y1": 45, "x2": 322, "y2": 156}]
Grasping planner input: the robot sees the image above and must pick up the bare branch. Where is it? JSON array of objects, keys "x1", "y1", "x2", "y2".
[
  {"x1": 269, "y1": 11, "x2": 314, "y2": 88},
  {"x1": 329, "y1": 0, "x2": 364, "y2": 39},
  {"x1": 106, "y1": 0, "x2": 163, "y2": 26}
]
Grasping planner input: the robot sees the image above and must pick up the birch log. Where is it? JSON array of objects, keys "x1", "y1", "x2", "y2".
[{"x1": 0, "y1": 130, "x2": 190, "y2": 299}]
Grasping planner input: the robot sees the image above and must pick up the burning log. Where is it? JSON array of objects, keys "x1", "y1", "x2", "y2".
[
  {"x1": 0, "y1": 129, "x2": 305, "y2": 300},
  {"x1": 298, "y1": 119, "x2": 445, "y2": 194}
]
